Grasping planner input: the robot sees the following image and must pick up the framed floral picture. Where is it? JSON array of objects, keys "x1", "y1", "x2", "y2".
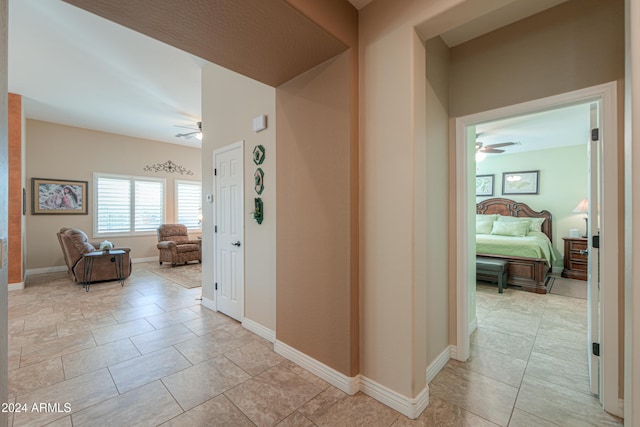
[
  {"x1": 502, "y1": 170, "x2": 540, "y2": 195},
  {"x1": 476, "y1": 174, "x2": 494, "y2": 197},
  {"x1": 32, "y1": 178, "x2": 88, "y2": 215}
]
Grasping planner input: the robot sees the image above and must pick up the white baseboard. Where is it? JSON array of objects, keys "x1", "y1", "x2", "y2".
[
  {"x1": 25, "y1": 265, "x2": 67, "y2": 276},
  {"x1": 132, "y1": 257, "x2": 158, "y2": 264},
  {"x1": 274, "y1": 340, "x2": 433, "y2": 419},
  {"x1": 274, "y1": 340, "x2": 360, "y2": 395},
  {"x1": 450, "y1": 345, "x2": 458, "y2": 361},
  {"x1": 242, "y1": 318, "x2": 275, "y2": 343},
  {"x1": 360, "y1": 376, "x2": 429, "y2": 420},
  {"x1": 617, "y1": 398, "x2": 624, "y2": 418},
  {"x1": 469, "y1": 317, "x2": 478, "y2": 335},
  {"x1": 426, "y1": 345, "x2": 451, "y2": 384},
  {"x1": 200, "y1": 297, "x2": 216, "y2": 312},
  {"x1": 8, "y1": 282, "x2": 24, "y2": 291}
]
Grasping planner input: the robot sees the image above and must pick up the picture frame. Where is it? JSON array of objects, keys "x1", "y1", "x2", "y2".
[
  {"x1": 475, "y1": 174, "x2": 494, "y2": 197},
  {"x1": 502, "y1": 170, "x2": 539, "y2": 195},
  {"x1": 31, "y1": 178, "x2": 88, "y2": 215}
]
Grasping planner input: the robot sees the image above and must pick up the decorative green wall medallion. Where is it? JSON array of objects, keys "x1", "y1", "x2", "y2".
[
  {"x1": 253, "y1": 197, "x2": 263, "y2": 224},
  {"x1": 254, "y1": 168, "x2": 264, "y2": 195},
  {"x1": 253, "y1": 145, "x2": 266, "y2": 165}
]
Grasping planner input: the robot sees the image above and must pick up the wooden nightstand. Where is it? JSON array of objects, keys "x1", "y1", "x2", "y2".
[{"x1": 561, "y1": 237, "x2": 588, "y2": 281}]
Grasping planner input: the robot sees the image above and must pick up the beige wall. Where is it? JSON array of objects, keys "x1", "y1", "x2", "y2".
[
  {"x1": 25, "y1": 120, "x2": 201, "y2": 270},
  {"x1": 276, "y1": 51, "x2": 356, "y2": 376},
  {"x1": 425, "y1": 36, "x2": 450, "y2": 367},
  {"x1": 201, "y1": 63, "x2": 276, "y2": 331},
  {"x1": 1, "y1": 0, "x2": 8, "y2": 421},
  {"x1": 625, "y1": 0, "x2": 640, "y2": 422},
  {"x1": 449, "y1": 0, "x2": 625, "y2": 117}
]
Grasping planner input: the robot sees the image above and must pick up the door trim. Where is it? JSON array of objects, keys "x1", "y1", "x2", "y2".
[
  {"x1": 213, "y1": 140, "x2": 245, "y2": 321},
  {"x1": 454, "y1": 82, "x2": 619, "y2": 414}
]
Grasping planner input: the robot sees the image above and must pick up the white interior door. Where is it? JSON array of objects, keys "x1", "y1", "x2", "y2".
[
  {"x1": 214, "y1": 141, "x2": 244, "y2": 321},
  {"x1": 587, "y1": 102, "x2": 601, "y2": 395}
]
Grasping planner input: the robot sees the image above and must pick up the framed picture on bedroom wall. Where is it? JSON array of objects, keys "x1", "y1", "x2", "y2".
[
  {"x1": 502, "y1": 170, "x2": 539, "y2": 195},
  {"x1": 476, "y1": 174, "x2": 494, "y2": 196}
]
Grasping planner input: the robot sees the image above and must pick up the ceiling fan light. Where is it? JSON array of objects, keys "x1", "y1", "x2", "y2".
[{"x1": 475, "y1": 151, "x2": 487, "y2": 162}]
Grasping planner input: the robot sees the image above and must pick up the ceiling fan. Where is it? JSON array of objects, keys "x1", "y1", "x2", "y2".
[
  {"x1": 475, "y1": 141, "x2": 519, "y2": 154},
  {"x1": 174, "y1": 121, "x2": 202, "y2": 140}
]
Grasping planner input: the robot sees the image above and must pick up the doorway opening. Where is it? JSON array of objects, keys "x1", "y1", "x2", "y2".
[{"x1": 454, "y1": 82, "x2": 619, "y2": 414}]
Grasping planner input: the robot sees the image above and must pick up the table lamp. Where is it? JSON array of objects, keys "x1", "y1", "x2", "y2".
[{"x1": 573, "y1": 198, "x2": 589, "y2": 237}]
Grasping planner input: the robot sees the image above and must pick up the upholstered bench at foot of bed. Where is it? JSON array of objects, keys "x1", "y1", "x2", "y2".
[{"x1": 476, "y1": 257, "x2": 508, "y2": 293}]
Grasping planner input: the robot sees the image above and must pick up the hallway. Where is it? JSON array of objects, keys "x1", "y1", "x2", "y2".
[{"x1": 6, "y1": 268, "x2": 623, "y2": 426}]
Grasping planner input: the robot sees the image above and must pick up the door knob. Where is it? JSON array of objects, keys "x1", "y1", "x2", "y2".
[{"x1": 231, "y1": 241, "x2": 241, "y2": 247}]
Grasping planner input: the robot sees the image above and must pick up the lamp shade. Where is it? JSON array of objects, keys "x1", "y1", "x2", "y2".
[{"x1": 573, "y1": 198, "x2": 589, "y2": 213}]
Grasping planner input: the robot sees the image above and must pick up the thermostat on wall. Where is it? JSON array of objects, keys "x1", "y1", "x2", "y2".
[{"x1": 253, "y1": 115, "x2": 267, "y2": 132}]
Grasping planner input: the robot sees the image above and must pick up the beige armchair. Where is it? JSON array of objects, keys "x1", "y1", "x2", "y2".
[
  {"x1": 156, "y1": 224, "x2": 201, "y2": 267},
  {"x1": 57, "y1": 227, "x2": 132, "y2": 283}
]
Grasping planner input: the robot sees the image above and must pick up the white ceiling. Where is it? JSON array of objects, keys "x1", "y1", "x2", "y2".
[
  {"x1": 9, "y1": 0, "x2": 204, "y2": 147},
  {"x1": 475, "y1": 102, "x2": 591, "y2": 155},
  {"x1": 9, "y1": 0, "x2": 578, "y2": 150}
]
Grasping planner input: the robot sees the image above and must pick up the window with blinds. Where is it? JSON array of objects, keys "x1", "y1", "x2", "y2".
[
  {"x1": 94, "y1": 173, "x2": 165, "y2": 236},
  {"x1": 175, "y1": 180, "x2": 202, "y2": 230}
]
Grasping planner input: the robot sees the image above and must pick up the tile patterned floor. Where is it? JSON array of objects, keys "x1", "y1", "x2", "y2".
[{"x1": 6, "y1": 267, "x2": 623, "y2": 426}]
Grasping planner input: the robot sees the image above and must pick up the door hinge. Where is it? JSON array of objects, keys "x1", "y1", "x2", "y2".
[
  {"x1": 592, "y1": 234, "x2": 600, "y2": 249},
  {"x1": 215, "y1": 282, "x2": 218, "y2": 290},
  {"x1": 591, "y1": 128, "x2": 599, "y2": 141},
  {"x1": 214, "y1": 225, "x2": 218, "y2": 233},
  {"x1": 593, "y1": 342, "x2": 600, "y2": 356},
  {"x1": 214, "y1": 168, "x2": 217, "y2": 176}
]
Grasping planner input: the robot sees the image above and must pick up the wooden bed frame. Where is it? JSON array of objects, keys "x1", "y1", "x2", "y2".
[{"x1": 476, "y1": 198, "x2": 553, "y2": 294}]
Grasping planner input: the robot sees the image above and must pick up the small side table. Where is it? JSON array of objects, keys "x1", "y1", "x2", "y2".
[
  {"x1": 561, "y1": 237, "x2": 588, "y2": 281},
  {"x1": 81, "y1": 250, "x2": 127, "y2": 292}
]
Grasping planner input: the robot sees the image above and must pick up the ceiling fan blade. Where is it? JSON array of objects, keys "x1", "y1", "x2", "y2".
[
  {"x1": 175, "y1": 131, "x2": 198, "y2": 138},
  {"x1": 485, "y1": 142, "x2": 518, "y2": 149},
  {"x1": 173, "y1": 125, "x2": 199, "y2": 131},
  {"x1": 481, "y1": 148, "x2": 505, "y2": 153}
]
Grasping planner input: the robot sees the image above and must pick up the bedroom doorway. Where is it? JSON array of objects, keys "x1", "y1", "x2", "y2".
[{"x1": 454, "y1": 82, "x2": 619, "y2": 414}]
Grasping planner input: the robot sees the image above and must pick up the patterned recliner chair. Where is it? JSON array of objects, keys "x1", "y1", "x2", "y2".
[
  {"x1": 156, "y1": 224, "x2": 201, "y2": 267},
  {"x1": 57, "y1": 227, "x2": 132, "y2": 283}
]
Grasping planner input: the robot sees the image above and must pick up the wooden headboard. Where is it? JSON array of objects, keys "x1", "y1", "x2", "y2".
[{"x1": 476, "y1": 198, "x2": 553, "y2": 242}]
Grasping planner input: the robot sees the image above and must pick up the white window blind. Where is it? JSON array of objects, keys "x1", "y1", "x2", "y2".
[
  {"x1": 135, "y1": 180, "x2": 164, "y2": 232},
  {"x1": 176, "y1": 180, "x2": 202, "y2": 230},
  {"x1": 95, "y1": 174, "x2": 164, "y2": 236}
]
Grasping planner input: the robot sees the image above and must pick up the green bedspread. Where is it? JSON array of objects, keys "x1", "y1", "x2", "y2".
[{"x1": 476, "y1": 231, "x2": 557, "y2": 266}]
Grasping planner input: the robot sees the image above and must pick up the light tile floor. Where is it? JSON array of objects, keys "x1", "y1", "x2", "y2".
[{"x1": 6, "y1": 267, "x2": 623, "y2": 426}]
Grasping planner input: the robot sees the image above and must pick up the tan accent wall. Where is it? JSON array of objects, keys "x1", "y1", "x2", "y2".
[
  {"x1": 200, "y1": 63, "x2": 276, "y2": 330},
  {"x1": 280, "y1": 0, "x2": 360, "y2": 377},
  {"x1": 8, "y1": 93, "x2": 23, "y2": 284},
  {"x1": 0, "y1": 0, "x2": 8, "y2": 421},
  {"x1": 276, "y1": 51, "x2": 356, "y2": 376},
  {"x1": 25, "y1": 120, "x2": 201, "y2": 270}
]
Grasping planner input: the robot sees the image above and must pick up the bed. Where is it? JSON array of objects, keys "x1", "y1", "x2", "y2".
[{"x1": 476, "y1": 198, "x2": 556, "y2": 294}]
